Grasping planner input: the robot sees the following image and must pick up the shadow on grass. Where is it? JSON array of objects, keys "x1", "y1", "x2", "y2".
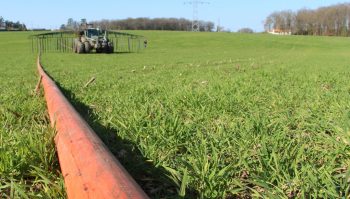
[
  {"x1": 51, "y1": 82, "x2": 197, "y2": 199},
  {"x1": 73, "y1": 51, "x2": 140, "y2": 55}
]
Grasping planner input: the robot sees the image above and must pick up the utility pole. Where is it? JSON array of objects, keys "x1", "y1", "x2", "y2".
[
  {"x1": 184, "y1": 0, "x2": 210, "y2": 32},
  {"x1": 217, "y1": 18, "x2": 221, "y2": 32}
]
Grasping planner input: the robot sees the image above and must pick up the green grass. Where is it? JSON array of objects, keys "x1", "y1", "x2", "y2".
[
  {"x1": 0, "y1": 32, "x2": 65, "y2": 198},
  {"x1": 41, "y1": 31, "x2": 350, "y2": 198},
  {"x1": 2, "y1": 30, "x2": 350, "y2": 198}
]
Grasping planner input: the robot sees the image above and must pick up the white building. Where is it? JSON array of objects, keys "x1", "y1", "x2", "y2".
[{"x1": 268, "y1": 29, "x2": 292, "y2": 35}]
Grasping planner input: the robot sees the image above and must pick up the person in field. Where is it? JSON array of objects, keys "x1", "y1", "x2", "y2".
[{"x1": 144, "y1": 39, "x2": 148, "y2": 48}]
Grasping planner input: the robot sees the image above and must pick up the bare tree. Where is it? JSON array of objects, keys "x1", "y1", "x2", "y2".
[
  {"x1": 0, "y1": 17, "x2": 4, "y2": 28},
  {"x1": 90, "y1": 18, "x2": 214, "y2": 32},
  {"x1": 65, "y1": 18, "x2": 80, "y2": 30},
  {"x1": 238, "y1": 28, "x2": 254, "y2": 33},
  {"x1": 60, "y1": 24, "x2": 66, "y2": 30},
  {"x1": 0, "y1": 17, "x2": 26, "y2": 31},
  {"x1": 265, "y1": 3, "x2": 350, "y2": 36}
]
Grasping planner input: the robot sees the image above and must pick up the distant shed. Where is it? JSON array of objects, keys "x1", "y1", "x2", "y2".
[{"x1": 268, "y1": 29, "x2": 292, "y2": 35}]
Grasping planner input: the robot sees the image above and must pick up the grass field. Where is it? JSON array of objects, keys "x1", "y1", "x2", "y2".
[
  {"x1": 2, "y1": 31, "x2": 350, "y2": 198},
  {"x1": 0, "y1": 32, "x2": 65, "y2": 198}
]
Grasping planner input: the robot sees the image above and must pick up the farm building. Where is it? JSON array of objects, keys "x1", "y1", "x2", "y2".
[{"x1": 268, "y1": 28, "x2": 292, "y2": 35}]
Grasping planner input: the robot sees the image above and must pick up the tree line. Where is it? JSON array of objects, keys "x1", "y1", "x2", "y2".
[
  {"x1": 265, "y1": 3, "x2": 350, "y2": 36},
  {"x1": 61, "y1": 18, "x2": 215, "y2": 32},
  {"x1": 0, "y1": 16, "x2": 27, "y2": 31},
  {"x1": 237, "y1": 28, "x2": 254, "y2": 33}
]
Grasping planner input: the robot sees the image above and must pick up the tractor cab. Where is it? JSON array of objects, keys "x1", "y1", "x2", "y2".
[{"x1": 85, "y1": 28, "x2": 101, "y2": 38}]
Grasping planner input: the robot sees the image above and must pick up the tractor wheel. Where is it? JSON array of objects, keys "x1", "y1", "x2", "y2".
[
  {"x1": 96, "y1": 47, "x2": 102, "y2": 53},
  {"x1": 84, "y1": 42, "x2": 91, "y2": 53},
  {"x1": 103, "y1": 46, "x2": 109, "y2": 53},
  {"x1": 73, "y1": 38, "x2": 79, "y2": 53},
  {"x1": 77, "y1": 42, "x2": 85, "y2": 54},
  {"x1": 107, "y1": 43, "x2": 114, "y2": 53},
  {"x1": 107, "y1": 46, "x2": 114, "y2": 54}
]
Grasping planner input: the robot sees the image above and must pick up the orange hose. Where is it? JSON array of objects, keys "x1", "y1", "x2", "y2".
[{"x1": 37, "y1": 57, "x2": 148, "y2": 199}]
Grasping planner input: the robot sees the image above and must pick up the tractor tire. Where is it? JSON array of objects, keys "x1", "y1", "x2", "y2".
[
  {"x1": 107, "y1": 42, "x2": 114, "y2": 54},
  {"x1": 96, "y1": 47, "x2": 102, "y2": 53},
  {"x1": 84, "y1": 42, "x2": 91, "y2": 53},
  {"x1": 107, "y1": 46, "x2": 114, "y2": 54},
  {"x1": 73, "y1": 38, "x2": 79, "y2": 53},
  {"x1": 103, "y1": 46, "x2": 109, "y2": 53},
  {"x1": 77, "y1": 42, "x2": 85, "y2": 54}
]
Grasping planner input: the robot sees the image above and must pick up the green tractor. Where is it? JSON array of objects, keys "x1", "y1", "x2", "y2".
[
  {"x1": 74, "y1": 28, "x2": 114, "y2": 53},
  {"x1": 31, "y1": 28, "x2": 145, "y2": 54}
]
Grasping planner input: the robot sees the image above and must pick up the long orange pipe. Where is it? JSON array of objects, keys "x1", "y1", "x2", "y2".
[{"x1": 37, "y1": 57, "x2": 148, "y2": 199}]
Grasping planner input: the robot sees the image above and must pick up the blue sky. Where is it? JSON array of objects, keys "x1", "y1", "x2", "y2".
[{"x1": 1, "y1": 0, "x2": 344, "y2": 31}]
